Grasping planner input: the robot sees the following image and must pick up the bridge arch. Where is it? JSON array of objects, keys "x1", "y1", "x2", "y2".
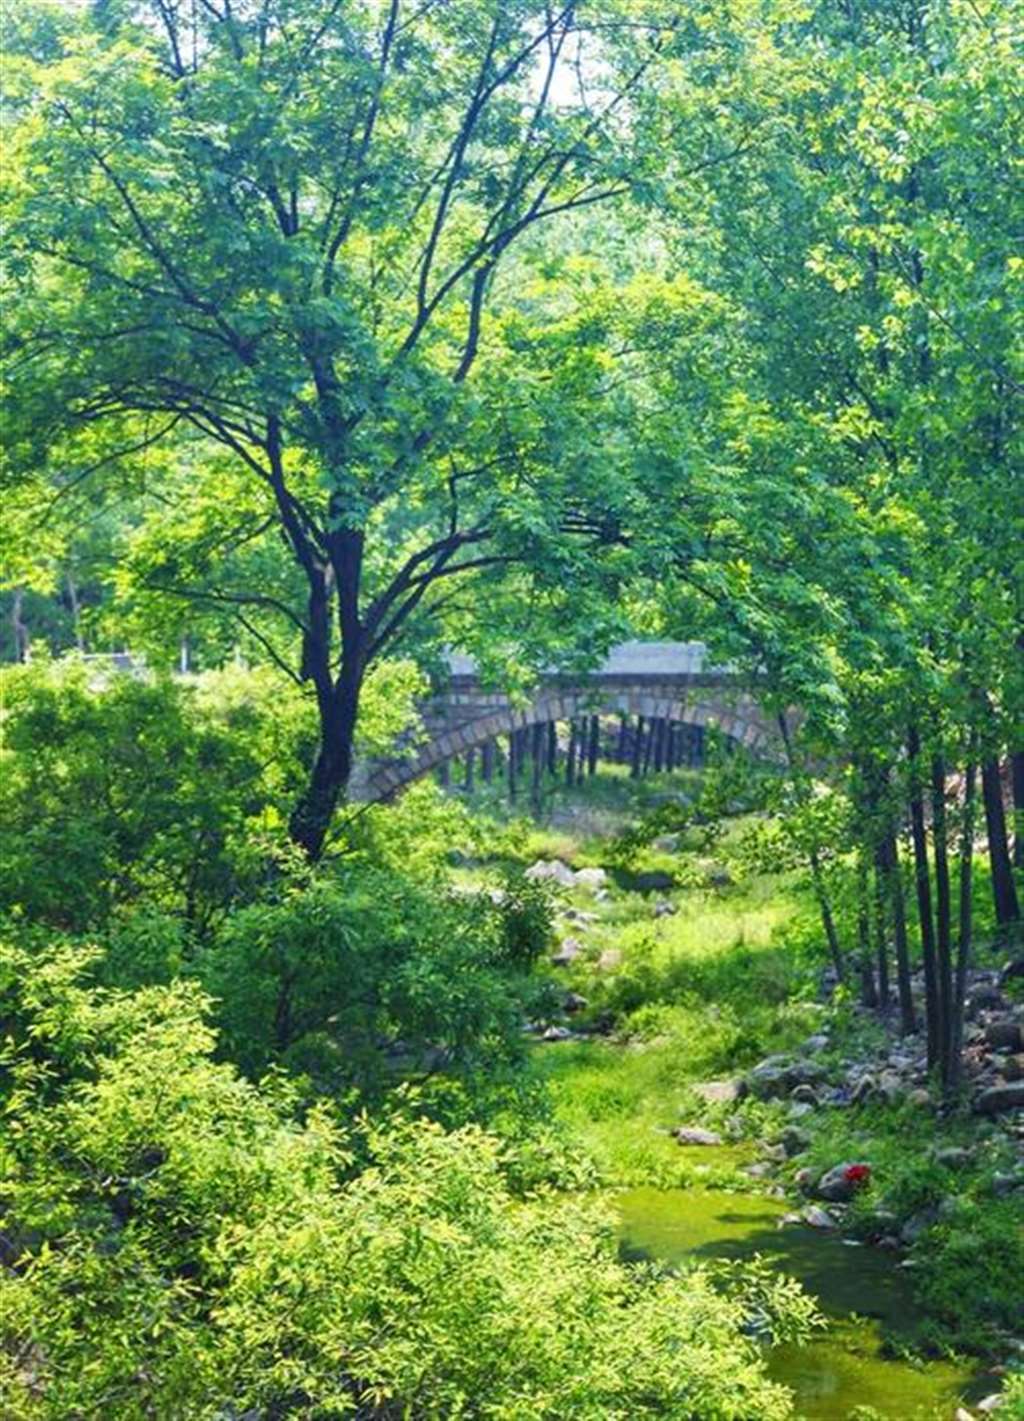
[{"x1": 354, "y1": 682, "x2": 781, "y2": 804}]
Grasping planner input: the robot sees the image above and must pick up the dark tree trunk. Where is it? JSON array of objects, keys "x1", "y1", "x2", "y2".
[
  {"x1": 630, "y1": 716, "x2": 644, "y2": 779},
  {"x1": 907, "y1": 724, "x2": 940, "y2": 1069},
  {"x1": 437, "y1": 760, "x2": 450, "y2": 788},
  {"x1": 587, "y1": 715, "x2": 600, "y2": 775},
  {"x1": 531, "y1": 722, "x2": 544, "y2": 811},
  {"x1": 566, "y1": 719, "x2": 579, "y2": 786},
  {"x1": 617, "y1": 714, "x2": 629, "y2": 763},
  {"x1": 464, "y1": 747, "x2": 475, "y2": 793},
  {"x1": 642, "y1": 717, "x2": 655, "y2": 776},
  {"x1": 482, "y1": 739, "x2": 494, "y2": 783},
  {"x1": 547, "y1": 720, "x2": 558, "y2": 776},
  {"x1": 508, "y1": 730, "x2": 518, "y2": 801},
  {"x1": 983, "y1": 758, "x2": 1020, "y2": 926},
  {"x1": 653, "y1": 718, "x2": 666, "y2": 772},
  {"x1": 288, "y1": 659, "x2": 362, "y2": 861}
]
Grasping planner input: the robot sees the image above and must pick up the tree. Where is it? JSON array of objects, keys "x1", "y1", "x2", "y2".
[{"x1": 3, "y1": 0, "x2": 686, "y2": 858}]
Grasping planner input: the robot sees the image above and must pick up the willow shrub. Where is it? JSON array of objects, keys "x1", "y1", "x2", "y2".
[{"x1": 1, "y1": 943, "x2": 819, "y2": 1421}]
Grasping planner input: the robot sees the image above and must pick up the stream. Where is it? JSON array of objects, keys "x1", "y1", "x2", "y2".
[{"x1": 616, "y1": 1173, "x2": 994, "y2": 1419}]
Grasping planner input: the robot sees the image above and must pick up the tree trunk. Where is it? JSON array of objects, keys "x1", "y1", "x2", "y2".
[
  {"x1": 982, "y1": 757, "x2": 1020, "y2": 926},
  {"x1": 464, "y1": 747, "x2": 475, "y2": 793},
  {"x1": 882, "y1": 832, "x2": 917, "y2": 1035},
  {"x1": 857, "y1": 852, "x2": 878, "y2": 1007},
  {"x1": 931, "y1": 752, "x2": 954, "y2": 1082},
  {"x1": 948, "y1": 750, "x2": 978, "y2": 1091},
  {"x1": 482, "y1": 739, "x2": 494, "y2": 783},
  {"x1": 288, "y1": 662, "x2": 361, "y2": 861},
  {"x1": 566, "y1": 719, "x2": 578, "y2": 786},
  {"x1": 873, "y1": 848, "x2": 891, "y2": 1010},
  {"x1": 587, "y1": 715, "x2": 600, "y2": 775},
  {"x1": 508, "y1": 730, "x2": 518, "y2": 801},
  {"x1": 11, "y1": 587, "x2": 30, "y2": 663},
  {"x1": 617, "y1": 714, "x2": 629, "y2": 763},
  {"x1": 630, "y1": 716, "x2": 644, "y2": 779},
  {"x1": 907, "y1": 724, "x2": 940, "y2": 1069},
  {"x1": 1012, "y1": 750, "x2": 1024, "y2": 869},
  {"x1": 531, "y1": 722, "x2": 544, "y2": 811}
]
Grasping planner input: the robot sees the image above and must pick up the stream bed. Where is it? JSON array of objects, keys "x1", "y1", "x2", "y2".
[{"x1": 616, "y1": 1183, "x2": 994, "y2": 1419}]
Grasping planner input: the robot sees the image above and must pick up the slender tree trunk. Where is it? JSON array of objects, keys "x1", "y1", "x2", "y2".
[
  {"x1": 1012, "y1": 750, "x2": 1024, "y2": 869},
  {"x1": 288, "y1": 657, "x2": 362, "y2": 861},
  {"x1": 508, "y1": 729, "x2": 518, "y2": 801},
  {"x1": 908, "y1": 724, "x2": 940, "y2": 1068},
  {"x1": 857, "y1": 851, "x2": 878, "y2": 1007},
  {"x1": 982, "y1": 757, "x2": 1020, "y2": 926},
  {"x1": 587, "y1": 715, "x2": 600, "y2": 775},
  {"x1": 546, "y1": 720, "x2": 557, "y2": 776},
  {"x1": 464, "y1": 747, "x2": 475, "y2": 793},
  {"x1": 482, "y1": 739, "x2": 494, "y2": 783},
  {"x1": 642, "y1": 717, "x2": 655, "y2": 776},
  {"x1": 11, "y1": 588, "x2": 30, "y2": 663},
  {"x1": 437, "y1": 760, "x2": 450, "y2": 788},
  {"x1": 776, "y1": 711, "x2": 847, "y2": 983},
  {"x1": 630, "y1": 716, "x2": 644, "y2": 779},
  {"x1": 617, "y1": 714, "x2": 629, "y2": 763},
  {"x1": 882, "y1": 831, "x2": 917, "y2": 1035},
  {"x1": 66, "y1": 569, "x2": 85, "y2": 652},
  {"x1": 531, "y1": 722, "x2": 543, "y2": 813},
  {"x1": 948, "y1": 751, "x2": 978, "y2": 1092},
  {"x1": 873, "y1": 848, "x2": 891, "y2": 1010},
  {"x1": 566, "y1": 719, "x2": 578, "y2": 787},
  {"x1": 931, "y1": 752, "x2": 954, "y2": 1081}
]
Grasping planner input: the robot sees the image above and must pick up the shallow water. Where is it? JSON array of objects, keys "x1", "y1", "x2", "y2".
[{"x1": 616, "y1": 1184, "x2": 990, "y2": 1420}]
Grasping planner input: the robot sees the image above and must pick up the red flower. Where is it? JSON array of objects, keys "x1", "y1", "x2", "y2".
[{"x1": 844, "y1": 1163, "x2": 871, "y2": 1187}]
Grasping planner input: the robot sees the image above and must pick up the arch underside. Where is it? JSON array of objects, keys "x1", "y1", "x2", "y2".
[{"x1": 356, "y1": 686, "x2": 781, "y2": 803}]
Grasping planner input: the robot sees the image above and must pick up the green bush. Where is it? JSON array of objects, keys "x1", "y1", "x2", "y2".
[{"x1": 0, "y1": 942, "x2": 819, "y2": 1420}]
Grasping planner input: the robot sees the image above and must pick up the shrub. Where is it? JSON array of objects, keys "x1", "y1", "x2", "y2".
[{"x1": 0, "y1": 942, "x2": 819, "y2": 1420}]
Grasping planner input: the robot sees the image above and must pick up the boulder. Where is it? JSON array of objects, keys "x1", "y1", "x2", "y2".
[
  {"x1": 900, "y1": 1205, "x2": 939, "y2": 1244},
  {"x1": 630, "y1": 869, "x2": 676, "y2": 893},
  {"x1": 977, "y1": 1394, "x2": 1005, "y2": 1413},
  {"x1": 974, "y1": 1083, "x2": 1024, "y2": 1115},
  {"x1": 563, "y1": 992, "x2": 588, "y2": 1014},
  {"x1": 550, "y1": 937, "x2": 583, "y2": 966},
  {"x1": 1002, "y1": 1054, "x2": 1024, "y2": 1082},
  {"x1": 744, "y1": 1054, "x2": 824, "y2": 1101},
  {"x1": 876, "y1": 1070, "x2": 905, "y2": 1105},
  {"x1": 985, "y1": 1018, "x2": 1024, "y2": 1052},
  {"x1": 692, "y1": 1079, "x2": 740, "y2": 1105},
  {"x1": 574, "y1": 867, "x2": 608, "y2": 890},
  {"x1": 967, "y1": 984, "x2": 1008, "y2": 1018},
  {"x1": 707, "y1": 867, "x2": 733, "y2": 888},
  {"x1": 597, "y1": 947, "x2": 622, "y2": 972},
  {"x1": 816, "y1": 1161, "x2": 872, "y2": 1203},
  {"x1": 933, "y1": 1147, "x2": 973, "y2": 1171},
  {"x1": 653, "y1": 899, "x2": 677, "y2": 918},
  {"x1": 788, "y1": 1101, "x2": 814, "y2": 1120},
  {"x1": 675, "y1": 1126, "x2": 723, "y2": 1147},
  {"x1": 999, "y1": 957, "x2": 1024, "y2": 986},
  {"x1": 541, "y1": 1025, "x2": 574, "y2": 1042},
  {"x1": 851, "y1": 1073, "x2": 877, "y2": 1106},
  {"x1": 803, "y1": 1206, "x2": 836, "y2": 1229},
  {"x1": 790, "y1": 1083, "x2": 820, "y2": 1105},
  {"x1": 525, "y1": 859, "x2": 577, "y2": 888},
  {"x1": 794, "y1": 1167, "x2": 817, "y2": 1192},
  {"x1": 779, "y1": 1126, "x2": 812, "y2": 1158}
]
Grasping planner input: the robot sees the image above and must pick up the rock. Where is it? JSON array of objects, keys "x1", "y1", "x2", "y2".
[
  {"x1": 653, "y1": 899, "x2": 677, "y2": 918},
  {"x1": 816, "y1": 1161, "x2": 872, "y2": 1202},
  {"x1": 803, "y1": 1205, "x2": 836, "y2": 1229},
  {"x1": 954, "y1": 1410, "x2": 974, "y2": 1421},
  {"x1": 779, "y1": 1126, "x2": 812, "y2": 1158},
  {"x1": 999, "y1": 957, "x2": 1024, "y2": 986},
  {"x1": 760, "y1": 1142, "x2": 788, "y2": 1164},
  {"x1": 933, "y1": 1147, "x2": 973, "y2": 1170},
  {"x1": 986, "y1": 1018, "x2": 1024, "y2": 1052},
  {"x1": 691, "y1": 1079, "x2": 740, "y2": 1105},
  {"x1": 790, "y1": 1083, "x2": 820, "y2": 1105},
  {"x1": 968, "y1": 984, "x2": 1008, "y2": 1018},
  {"x1": 804, "y1": 1034, "x2": 829, "y2": 1053},
  {"x1": 744, "y1": 1162, "x2": 775, "y2": 1179},
  {"x1": 630, "y1": 869, "x2": 676, "y2": 893},
  {"x1": 744, "y1": 1055, "x2": 824, "y2": 1101},
  {"x1": 851, "y1": 1073, "x2": 877, "y2": 1105},
  {"x1": 550, "y1": 937, "x2": 583, "y2": 966},
  {"x1": 977, "y1": 1395, "x2": 1004, "y2": 1413},
  {"x1": 564, "y1": 908, "x2": 598, "y2": 926},
  {"x1": 908, "y1": 1088, "x2": 932, "y2": 1107},
  {"x1": 794, "y1": 1167, "x2": 817, "y2": 1192},
  {"x1": 974, "y1": 1083, "x2": 1024, "y2": 1115},
  {"x1": 652, "y1": 834, "x2": 679, "y2": 851},
  {"x1": 876, "y1": 1070, "x2": 904, "y2": 1105},
  {"x1": 1002, "y1": 1054, "x2": 1024, "y2": 1082},
  {"x1": 788, "y1": 1101, "x2": 814, "y2": 1119},
  {"x1": 541, "y1": 1025, "x2": 574, "y2": 1042},
  {"x1": 991, "y1": 1171, "x2": 1024, "y2": 1198},
  {"x1": 900, "y1": 1206, "x2": 938, "y2": 1244},
  {"x1": 597, "y1": 948, "x2": 622, "y2": 972},
  {"x1": 675, "y1": 1126, "x2": 723, "y2": 1147},
  {"x1": 563, "y1": 992, "x2": 588, "y2": 1014},
  {"x1": 707, "y1": 868, "x2": 733, "y2": 888},
  {"x1": 574, "y1": 867, "x2": 608, "y2": 890},
  {"x1": 525, "y1": 859, "x2": 577, "y2": 888}
]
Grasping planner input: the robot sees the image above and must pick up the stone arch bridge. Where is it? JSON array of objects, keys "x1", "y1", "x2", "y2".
[{"x1": 351, "y1": 641, "x2": 783, "y2": 804}]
